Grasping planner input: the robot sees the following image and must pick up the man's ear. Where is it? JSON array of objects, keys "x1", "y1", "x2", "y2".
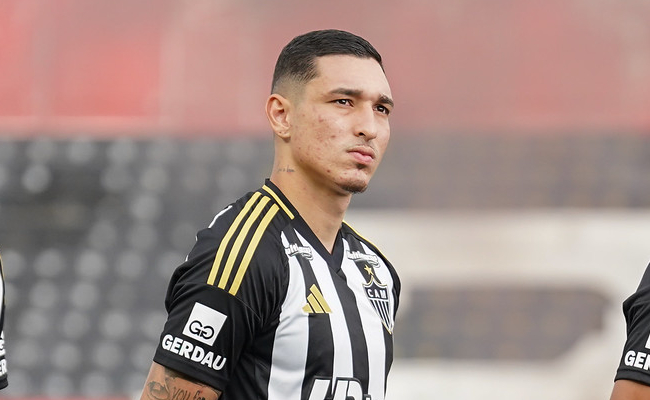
[{"x1": 266, "y1": 93, "x2": 291, "y2": 139}]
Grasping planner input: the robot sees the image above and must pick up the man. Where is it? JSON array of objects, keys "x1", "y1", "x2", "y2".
[
  {"x1": 611, "y1": 263, "x2": 650, "y2": 399},
  {"x1": 0, "y1": 253, "x2": 8, "y2": 390},
  {"x1": 140, "y1": 29, "x2": 400, "y2": 400}
]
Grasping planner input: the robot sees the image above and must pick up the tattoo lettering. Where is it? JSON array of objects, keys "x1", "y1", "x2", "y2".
[
  {"x1": 277, "y1": 165, "x2": 295, "y2": 173},
  {"x1": 142, "y1": 364, "x2": 222, "y2": 400},
  {"x1": 193, "y1": 390, "x2": 208, "y2": 400},
  {"x1": 171, "y1": 388, "x2": 192, "y2": 400}
]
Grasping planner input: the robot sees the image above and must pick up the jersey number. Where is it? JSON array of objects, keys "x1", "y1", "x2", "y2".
[{"x1": 308, "y1": 377, "x2": 371, "y2": 400}]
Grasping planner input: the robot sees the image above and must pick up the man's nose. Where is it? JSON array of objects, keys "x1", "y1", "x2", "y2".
[{"x1": 354, "y1": 105, "x2": 379, "y2": 140}]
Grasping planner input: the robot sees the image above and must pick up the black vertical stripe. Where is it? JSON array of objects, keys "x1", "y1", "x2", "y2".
[{"x1": 327, "y1": 263, "x2": 371, "y2": 395}]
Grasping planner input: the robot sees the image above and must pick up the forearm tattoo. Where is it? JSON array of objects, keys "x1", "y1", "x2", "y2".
[{"x1": 142, "y1": 367, "x2": 221, "y2": 400}]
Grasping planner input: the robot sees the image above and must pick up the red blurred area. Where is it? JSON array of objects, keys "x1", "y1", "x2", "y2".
[
  {"x1": 0, "y1": 0, "x2": 35, "y2": 117},
  {"x1": 0, "y1": 0, "x2": 649, "y2": 137},
  {"x1": 46, "y1": 1, "x2": 164, "y2": 117}
]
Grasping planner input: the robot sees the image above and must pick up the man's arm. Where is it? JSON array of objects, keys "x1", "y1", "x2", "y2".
[
  {"x1": 140, "y1": 362, "x2": 222, "y2": 400},
  {"x1": 610, "y1": 379, "x2": 650, "y2": 400}
]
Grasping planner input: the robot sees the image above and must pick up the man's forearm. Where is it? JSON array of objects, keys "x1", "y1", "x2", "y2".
[
  {"x1": 140, "y1": 362, "x2": 222, "y2": 400},
  {"x1": 610, "y1": 379, "x2": 650, "y2": 400}
]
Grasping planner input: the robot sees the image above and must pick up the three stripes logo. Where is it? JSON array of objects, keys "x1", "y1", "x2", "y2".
[{"x1": 302, "y1": 284, "x2": 332, "y2": 314}]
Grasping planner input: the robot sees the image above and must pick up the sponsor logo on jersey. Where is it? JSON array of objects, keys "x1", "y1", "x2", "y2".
[
  {"x1": 624, "y1": 350, "x2": 650, "y2": 371},
  {"x1": 345, "y1": 250, "x2": 379, "y2": 266},
  {"x1": 302, "y1": 284, "x2": 332, "y2": 314},
  {"x1": 364, "y1": 277, "x2": 394, "y2": 334},
  {"x1": 162, "y1": 334, "x2": 227, "y2": 371},
  {"x1": 308, "y1": 377, "x2": 371, "y2": 400},
  {"x1": 182, "y1": 302, "x2": 227, "y2": 346},
  {"x1": 285, "y1": 243, "x2": 313, "y2": 260}
]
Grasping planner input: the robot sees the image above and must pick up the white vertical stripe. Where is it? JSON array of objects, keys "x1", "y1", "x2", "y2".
[
  {"x1": 296, "y1": 231, "x2": 355, "y2": 380},
  {"x1": 267, "y1": 233, "x2": 309, "y2": 400},
  {"x1": 341, "y1": 240, "x2": 393, "y2": 399}
]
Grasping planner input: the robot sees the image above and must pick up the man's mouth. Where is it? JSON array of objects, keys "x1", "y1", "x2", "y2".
[{"x1": 348, "y1": 147, "x2": 375, "y2": 164}]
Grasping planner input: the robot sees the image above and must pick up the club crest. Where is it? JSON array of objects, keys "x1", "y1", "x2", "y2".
[{"x1": 363, "y1": 277, "x2": 394, "y2": 334}]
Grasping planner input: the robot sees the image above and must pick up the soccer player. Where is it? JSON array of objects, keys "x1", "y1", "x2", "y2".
[
  {"x1": 139, "y1": 29, "x2": 400, "y2": 400},
  {"x1": 0, "y1": 253, "x2": 8, "y2": 390},
  {"x1": 611, "y1": 263, "x2": 650, "y2": 399}
]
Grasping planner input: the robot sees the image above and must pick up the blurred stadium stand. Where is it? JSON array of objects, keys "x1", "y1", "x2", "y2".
[
  {"x1": 1, "y1": 0, "x2": 650, "y2": 398},
  {"x1": 0, "y1": 138, "x2": 272, "y2": 395}
]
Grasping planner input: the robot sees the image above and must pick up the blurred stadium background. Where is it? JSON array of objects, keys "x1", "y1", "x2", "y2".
[{"x1": 1, "y1": 1, "x2": 650, "y2": 399}]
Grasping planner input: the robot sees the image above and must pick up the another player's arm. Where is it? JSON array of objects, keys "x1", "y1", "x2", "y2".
[
  {"x1": 140, "y1": 361, "x2": 222, "y2": 400},
  {"x1": 610, "y1": 380, "x2": 650, "y2": 400}
]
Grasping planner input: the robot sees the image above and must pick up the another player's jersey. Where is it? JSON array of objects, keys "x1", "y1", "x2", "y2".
[
  {"x1": 615, "y1": 263, "x2": 650, "y2": 386},
  {"x1": 0, "y1": 252, "x2": 8, "y2": 390},
  {"x1": 153, "y1": 180, "x2": 400, "y2": 400}
]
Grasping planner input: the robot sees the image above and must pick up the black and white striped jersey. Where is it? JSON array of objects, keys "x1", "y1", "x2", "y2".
[
  {"x1": 153, "y1": 180, "x2": 400, "y2": 400},
  {"x1": 615, "y1": 263, "x2": 650, "y2": 385},
  {"x1": 0, "y1": 252, "x2": 8, "y2": 390}
]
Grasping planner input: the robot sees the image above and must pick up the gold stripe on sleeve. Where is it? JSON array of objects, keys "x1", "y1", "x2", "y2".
[
  {"x1": 218, "y1": 196, "x2": 271, "y2": 290},
  {"x1": 229, "y1": 204, "x2": 279, "y2": 295},
  {"x1": 207, "y1": 192, "x2": 261, "y2": 285}
]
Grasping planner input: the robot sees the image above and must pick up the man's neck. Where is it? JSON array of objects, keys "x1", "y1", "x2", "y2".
[{"x1": 270, "y1": 175, "x2": 351, "y2": 253}]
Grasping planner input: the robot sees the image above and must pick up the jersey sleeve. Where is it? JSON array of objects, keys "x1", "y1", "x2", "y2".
[
  {"x1": 0, "y1": 331, "x2": 6, "y2": 390},
  {"x1": 152, "y1": 207, "x2": 288, "y2": 392},
  {"x1": 615, "y1": 263, "x2": 650, "y2": 385}
]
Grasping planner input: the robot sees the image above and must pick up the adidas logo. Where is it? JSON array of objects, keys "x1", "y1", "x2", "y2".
[{"x1": 302, "y1": 284, "x2": 332, "y2": 314}]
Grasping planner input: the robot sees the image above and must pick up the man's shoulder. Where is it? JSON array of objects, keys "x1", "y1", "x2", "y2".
[
  {"x1": 637, "y1": 263, "x2": 650, "y2": 290},
  {"x1": 205, "y1": 186, "x2": 294, "y2": 236},
  {"x1": 207, "y1": 190, "x2": 260, "y2": 227},
  {"x1": 190, "y1": 186, "x2": 294, "y2": 281}
]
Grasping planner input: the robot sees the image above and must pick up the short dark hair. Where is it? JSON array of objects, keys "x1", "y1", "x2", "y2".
[{"x1": 271, "y1": 29, "x2": 384, "y2": 93}]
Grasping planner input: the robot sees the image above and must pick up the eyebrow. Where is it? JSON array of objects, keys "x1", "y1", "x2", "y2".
[{"x1": 330, "y1": 88, "x2": 395, "y2": 108}]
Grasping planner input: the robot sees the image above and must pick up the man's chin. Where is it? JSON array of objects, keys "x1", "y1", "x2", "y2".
[{"x1": 339, "y1": 180, "x2": 369, "y2": 194}]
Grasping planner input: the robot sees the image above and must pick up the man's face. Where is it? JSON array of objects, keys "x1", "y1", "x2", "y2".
[{"x1": 287, "y1": 55, "x2": 393, "y2": 195}]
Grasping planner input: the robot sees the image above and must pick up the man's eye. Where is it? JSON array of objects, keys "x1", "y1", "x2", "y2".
[
  {"x1": 376, "y1": 105, "x2": 390, "y2": 115},
  {"x1": 335, "y1": 99, "x2": 351, "y2": 106}
]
